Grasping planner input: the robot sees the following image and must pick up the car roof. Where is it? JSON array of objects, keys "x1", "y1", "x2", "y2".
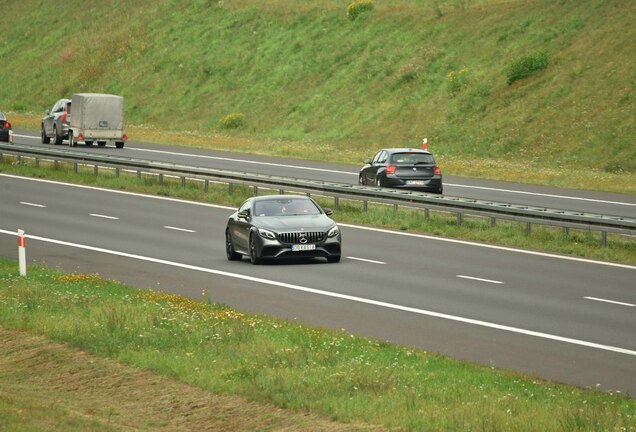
[
  {"x1": 381, "y1": 148, "x2": 432, "y2": 154},
  {"x1": 250, "y1": 194, "x2": 310, "y2": 202}
]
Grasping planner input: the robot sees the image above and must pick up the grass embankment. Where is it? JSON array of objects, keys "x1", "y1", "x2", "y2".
[
  {"x1": 1, "y1": 157, "x2": 635, "y2": 265},
  {"x1": 1, "y1": 0, "x2": 635, "y2": 192},
  {"x1": 1, "y1": 259, "x2": 634, "y2": 431}
]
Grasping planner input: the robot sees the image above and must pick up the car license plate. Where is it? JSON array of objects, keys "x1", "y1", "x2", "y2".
[
  {"x1": 292, "y1": 244, "x2": 316, "y2": 251},
  {"x1": 406, "y1": 180, "x2": 426, "y2": 186}
]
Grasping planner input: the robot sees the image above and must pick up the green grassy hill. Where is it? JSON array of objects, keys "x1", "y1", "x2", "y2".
[{"x1": 1, "y1": 0, "x2": 634, "y2": 190}]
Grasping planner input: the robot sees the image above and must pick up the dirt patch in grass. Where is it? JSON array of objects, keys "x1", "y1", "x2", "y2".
[{"x1": 0, "y1": 326, "x2": 385, "y2": 432}]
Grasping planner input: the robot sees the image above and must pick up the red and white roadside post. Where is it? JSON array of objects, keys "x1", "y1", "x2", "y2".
[
  {"x1": 422, "y1": 137, "x2": 428, "y2": 151},
  {"x1": 18, "y1": 229, "x2": 26, "y2": 276}
]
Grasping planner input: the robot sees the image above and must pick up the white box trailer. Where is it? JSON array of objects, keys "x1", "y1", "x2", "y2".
[{"x1": 68, "y1": 93, "x2": 127, "y2": 148}]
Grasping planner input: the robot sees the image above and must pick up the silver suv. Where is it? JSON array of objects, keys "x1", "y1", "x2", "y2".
[{"x1": 41, "y1": 98, "x2": 71, "y2": 145}]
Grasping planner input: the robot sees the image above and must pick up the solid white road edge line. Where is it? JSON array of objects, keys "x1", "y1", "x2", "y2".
[
  {"x1": 1, "y1": 229, "x2": 635, "y2": 357},
  {"x1": 19, "y1": 202, "x2": 46, "y2": 208},
  {"x1": 89, "y1": 214, "x2": 119, "y2": 220},
  {"x1": 584, "y1": 297, "x2": 636, "y2": 307},
  {"x1": 457, "y1": 275, "x2": 504, "y2": 284},
  {"x1": 2, "y1": 173, "x2": 635, "y2": 270},
  {"x1": 164, "y1": 226, "x2": 196, "y2": 233},
  {"x1": 11, "y1": 134, "x2": 636, "y2": 207},
  {"x1": 347, "y1": 256, "x2": 386, "y2": 264}
]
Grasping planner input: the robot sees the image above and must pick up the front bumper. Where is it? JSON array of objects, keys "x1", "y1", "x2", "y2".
[{"x1": 255, "y1": 233, "x2": 342, "y2": 260}]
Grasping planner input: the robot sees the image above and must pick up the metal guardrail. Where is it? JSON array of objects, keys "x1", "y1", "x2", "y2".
[{"x1": 1, "y1": 142, "x2": 635, "y2": 245}]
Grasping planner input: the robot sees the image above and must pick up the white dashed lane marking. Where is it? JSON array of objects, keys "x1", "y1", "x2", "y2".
[
  {"x1": 164, "y1": 226, "x2": 196, "y2": 233},
  {"x1": 457, "y1": 275, "x2": 504, "y2": 284},
  {"x1": 585, "y1": 297, "x2": 635, "y2": 307},
  {"x1": 89, "y1": 214, "x2": 119, "y2": 220}
]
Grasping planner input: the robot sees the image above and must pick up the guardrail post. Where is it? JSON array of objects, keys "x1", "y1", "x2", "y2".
[
  {"x1": 526, "y1": 222, "x2": 531, "y2": 235},
  {"x1": 334, "y1": 196, "x2": 339, "y2": 210},
  {"x1": 601, "y1": 231, "x2": 607, "y2": 247},
  {"x1": 17, "y1": 155, "x2": 22, "y2": 164},
  {"x1": 423, "y1": 208, "x2": 429, "y2": 220},
  {"x1": 393, "y1": 204, "x2": 398, "y2": 213},
  {"x1": 491, "y1": 217, "x2": 496, "y2": 227},
  {"x1": 35, "y1": 158, "x2": 40, "y2": 168},
  {"x1": 159, "y1": 174, "x2": 164, "y2": 185},
  {"x1": 116, "y1": 168, "x2": 120, "y2": 177},
  {"x1": 564, "y1": 227, "x2": 569, "y2": 236},
  {"x1": 181, "y1": 176, "x2": 186, "y2": 188},
  {"x1": 93, "y1": 165, "x2": 98, "y2": 176},
  {"x1": 363, "y1": 200, "x2": 368, "y2": 212},
  {"x1": 228, "y1": 183, "x2": 233, "y2": 194},
  {"x1": 137, "y1": 170, "x2": 141, "y2": 179},
  {"x1": 204, "y1": 179, "x2": 209, "y2": 192},
  {"x1": 457, "y1": 212, "x2": 463, "y2": 226},
  {"x1": 73, "y1": 162, "x2": 78, "y2": 173},
  {"x1": 253, "y1": 186, "x2": 258, "y2": 196}
]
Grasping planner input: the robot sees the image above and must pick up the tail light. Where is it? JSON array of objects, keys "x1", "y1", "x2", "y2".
[
  {"x1": 3, "y1": 121, "x2": 10, "y2": 129},
  {"x1": 77, "y1": 132, "x2": 84, "y2": 141},
  {"x1": 60, "y1": 113, "x2": 66, "y2": 122},
  {"x1": 385, "y1": 165, "x2": 396, "y2": 175},
  {"x1": 122, "y1": 133, "x2": 128, "y2": 141},
  {"x1": 433, "y1": 166, "x2": 441, "y2": 175}
]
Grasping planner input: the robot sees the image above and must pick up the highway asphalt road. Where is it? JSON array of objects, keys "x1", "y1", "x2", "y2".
[
  {"x1": 1, "y1": 174, "x2": 635, "y2": 395},
  {"x1": 11, "y1": 129, "x2": 636, "y2": 219}
]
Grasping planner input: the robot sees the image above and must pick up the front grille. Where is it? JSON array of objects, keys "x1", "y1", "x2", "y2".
[{"x1": 278, "y1": 231, "x2": 325, "y2": 244}]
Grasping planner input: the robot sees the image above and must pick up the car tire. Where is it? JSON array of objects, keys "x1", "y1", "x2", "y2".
[
  {"x1": 327, "y1": 255, "x2": 341, "y2": 263},
  {"x1": 358, "y1": 174, "x2": 364, "y2": 185},
  {"x1": 436, "y1": 186, "x2": 443, "y2": 194},
  {"x1": 375, "y1": 177, "x2": 382, "y2": 187},
  {"x1": 115, "y1": 141, "x2": 124, "y2": 149},
  {"x1": 249, "y1": 232, "x2": 261, "y2": 265},
  {"x1": 53, "y1": 126, "x2": 63, "y2": 145},
  {"x1": 68, "y1": 130, "x2": 75, "y2": 147},
  {"x1": 225, "y1": 229, "x2": 241, "y2": 261},
  {"x1": 41, "y1": 125, "x2": 50, "y2": 144}
]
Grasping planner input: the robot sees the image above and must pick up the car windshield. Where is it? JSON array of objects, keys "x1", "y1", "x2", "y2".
[
  {"x1": 253, "y1": 198, "x2": 321, "y2": 216},
  {"x1": 0, "y1": 113, "x2": 5, "y2": 121},
  {"x1": 390, "y1": 153, "x2": 434, "y2": 164}
]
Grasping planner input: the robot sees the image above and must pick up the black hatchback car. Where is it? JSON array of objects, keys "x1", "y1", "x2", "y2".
[
  {"x1": 0, "y1": 112, "x2": 12, "y2": 142},
  {"x1": 225, "y1": 195, "x2": 342, "y2": 264},
  {"x1": 359, "y1": 148, "x2": 443, "y2": 194}
]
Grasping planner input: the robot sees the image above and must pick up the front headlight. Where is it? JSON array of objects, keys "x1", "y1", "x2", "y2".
[
  {"x1": 327, "y1": 226, "x2": 339, "y2": 238},
  {"x1": 258, "y1": 228, "x2": 276, "y2": 239}
]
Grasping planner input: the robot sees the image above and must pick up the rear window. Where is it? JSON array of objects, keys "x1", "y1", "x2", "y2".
[{"x1": 390, "y1": 153, "x2": 434, "y2": 164}]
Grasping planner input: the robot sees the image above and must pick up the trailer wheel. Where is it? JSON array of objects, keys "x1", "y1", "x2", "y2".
[
  {"x1": 115, "y1": 141, "x2": 124, "y2": 149},
  {"x1": 97, "y1": 142, "x2": 106, "y2": 147},
  {"x1": 85, "y1": 141, "x2": 94, "y2": 146},
  {"x1": 68, "y1": 130, "x2": 75, "y2": 147}
]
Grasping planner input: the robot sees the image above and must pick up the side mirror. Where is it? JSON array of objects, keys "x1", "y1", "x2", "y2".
[
  {"x1": 363, "y1": 159, "x2": 372, "y2": 164},
  {"x1": 45, "y1": 110, "x2": 50, "y2": 115},
  {"x1": 323, "y1": 208, "x2": 333, "y2": 216},
  {"x1": 238, "y1": 210, "x2": 249, "y2": 219}
]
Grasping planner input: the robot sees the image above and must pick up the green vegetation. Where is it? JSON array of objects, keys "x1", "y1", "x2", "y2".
[
  {"x1": 506, "y1": 50, "x2": 549, "y2": 85},
  {"x1": 1, "y1": 0, "x2": 634, "y2": 192},
  {"x1": 1, "y1": 259, "x2": 634, "y2": 431},
  {"x1": 2, "y1": 156, "x2": 634, "y2": 265}
]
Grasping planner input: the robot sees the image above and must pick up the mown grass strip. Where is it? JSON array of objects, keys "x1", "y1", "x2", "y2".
[
  {"x1": 0, "y1": 259, "x2": 634, "y2": 431},
  {"x1": 1, "y1": 156, "x2": 634, "y2": 265}
]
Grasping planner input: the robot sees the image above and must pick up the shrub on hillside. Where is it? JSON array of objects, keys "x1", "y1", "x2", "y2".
[
  {"x1": 346, "y1": 0, "x2": 374, "y2": 21},
  {"x1": 506, "y1": 51, "x2": 549, "y2": 85},
  {"x1": 219, "y1": 113, "x2": 245, "y2": 129}
]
